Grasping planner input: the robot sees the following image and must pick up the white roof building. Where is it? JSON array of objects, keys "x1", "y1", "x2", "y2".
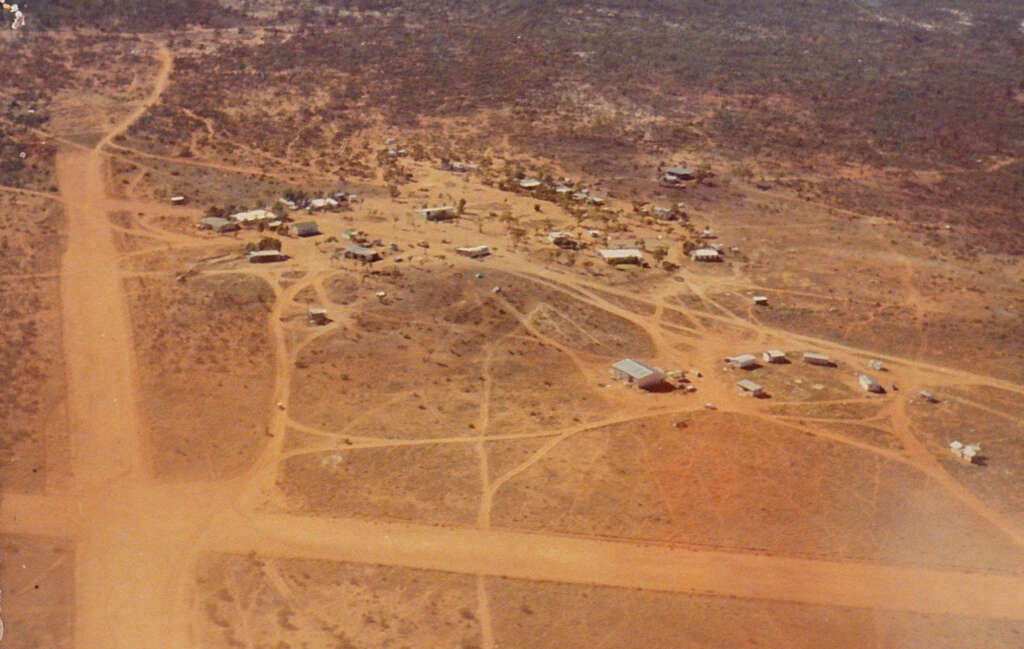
[
  {"x1": 519, "y1": 178, "x2": 542, "y2": 189},
  {"x1": 737, "y1": 379, "x2": 765, "y2": 397},
  {"x1": 309, "y1": 197, "x2": 339, "y2": 210},
  {"x1": 690, "y1": 248, "x2": 722, "y2": 262},
  {"x1": 763, "y1": 350, "x2": 787, "y2": 363},
  {"x1": 456, "y1": 245, "x2": 490, "y2": 258},
  {"x1": 803, "y1": 352, "x2": 835, "y2": 367},
  {"x1": 859, "y1": 373, "x2": 885, "y2": 393},
  {"x1": 598, "y1": 249, "x2": 644, "y2": 265},
  {"x1": 230, "y1": 209, "x2": 275, "y2": 224}
]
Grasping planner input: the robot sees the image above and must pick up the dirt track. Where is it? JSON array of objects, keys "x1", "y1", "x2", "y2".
[{"x1": 5, "y1": 33, "x2": 1024, "y2": 649}]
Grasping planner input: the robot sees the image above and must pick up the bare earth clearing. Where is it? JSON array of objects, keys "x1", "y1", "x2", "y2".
[{"x1": 1, "y1": 26, "x2": 1024, "y2": 649}]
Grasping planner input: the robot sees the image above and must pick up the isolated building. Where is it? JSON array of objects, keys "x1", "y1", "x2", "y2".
[
  {"x1": 598, "y1": 249, "x2": 644, "y2": 266},
  {"x1": 170, "y1": 195, "x2": 186, "y2": 205},
  {"x1": 737, "y1": 379, "x2": 766, "y2": 397},
  {"x1": 762, "y1": 350, "x2": 787, "y2": 364},
  {"x1": 456, "y1": 245, "x2": 490, "y2": 258},
  {"x1": 289, "y1": 221, "x2": 320, "y2": 237},
  {"x1": 247, "y1": 250, "x2": 286, "y2": 263},
  {"x1": 753, "y1": 295, "x2": 769, "y2": 306},
  {"x1": 198, "y1": 217, "x2": 239, "y2": 234},
  {"x1": 690, "y1": 248, "x2": 722, "y2": 262},
  {"x1": 803, "y1": 352, "x2": 835, "y2": 367},
  {"x1": 519, "y1": 178, "x2": 542, "y2": 190},
  {"x1": 611, "y1": 359, "x2": 666, "y2": 390},
  {"x1": 726, "y1": 354, "x2": 758, "y2": 370},
  {"x1": 308, "y1": 307, "x2": 328, "y2": 325},
  {"x1": 664, "y1": 166, "x2": 696, "y2": 181},
  {"x1": 343, "y1": 246, "x2": 381, "y2": 263},
  {"x1": 416, "y1": 206, "x2": 457, "y2": 221},
  {"x1": 859, "y1": 374, "x2": 885, "y2": 393}
]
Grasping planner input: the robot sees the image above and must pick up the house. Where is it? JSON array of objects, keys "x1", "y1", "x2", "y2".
[
  {"x1": 308, "y1": 307, "x2": 328, "y2": 325},
  {"x1": 343, "y1": 246, "x2": 381, "y2": 263},
  {"x1": 289, "y1": 221, "x2": 320, "y2": 237},
  {"x1": 737, "y1": 379, "x2": 766, "y2": 397},
  {"x1": 416, "y1": 206, "x2": 457, "y2": 221},
  {"x1": 726, "y1": 354, "x2": 758, "y2": 370},
  {"x1": 247, "y1": 249, "x2": 286, "y2": 263},
  {"x1": 198, "y1": 216, "x2": 239, "y2": 234},
  {"x1": 859, "y1": 374, "x2": 885, "y2": 393},
  {"x1": 308, "y1": 197, "x2": 339, "y2": 211},
  {"x1": 611, "y1": 359, "x2": 666, "y2": 390},
  {"x1": 753, "y1": 295, "x2": 769, "y2": 306},
  {"x1": 803, "y1": 352, "x2": 835, "y2": 367},
  {"x1": 519, "y1": 178, "x2": 542, "y2": 190},
  {"x1": 690, "y1": 248, "x2": 722, "y2": 262},
  {"x1": 230, "y1": 209, "x2": 275, "y2": 225},
  {"x1": 598, "y1": 249, "x2": 644, "y2": 266},
  {"x1": 548, "y1": 231, "x2": 577, "y2": 248},
  {"x1": 278, "y1": 197, "x2": 299, "y2": 211},
  {"x1": 763, "y1": 350, "x2": 787, "y2": 364},
  {"x1": 170, "y1": 195, "x2": 186, "y2": 205},
  {"x1": 456, "y1": 245, "x2": 490, "y2": 258},
  {"x1": 555, "y1": 184, "x2": 574, "y2": 195}
]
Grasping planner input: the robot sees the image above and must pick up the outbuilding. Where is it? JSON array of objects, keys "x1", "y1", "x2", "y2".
[
  {"x1": 737, "y1": 379, "x2": 766, "y2": 397},
  {"x1": 456, "y1": 245, "x2": 490, "y2": 259},
  {"x1": 308, "y1": 307, "x2": 328, "y2": 325},
  {"x1": 416, "y1": 206, "x2": 457, "y2": 221},
  {"x1": 198, "y1": 216, "x2": 240, "y2": 234},
  {"x1": 598, "y1": 249, "x2": 644, "y2": 266},
  {"x1": 753, "y1": 295, "x2": 769, "y2": 306},
  {"x1": 343, "y1": 246, "x2": 381, "y2": 263},
  {"x1": 247, "y1": 250, "x2": 287, "y2": 263},
  {"x1": 690, "y1": 248, "x2": 722, "y2": 262},
  {"x1": 803, "y1": 352, "x2": 835, "y2": 367},
  {"x1": 859, "y1": 373, "x2": 885, "y2": 393},
  {"x1": 726, "y1": 354, "x2": 758, "y2": 370},
  {"x1": 611, "y1": 359, "x2": 666, "y2": 390},
  {"x1": 762, "y1": 350, "x2": 787, "y2": 364},
  {"x1": 170, "y1": 195, "x2": 186, "y2": 205},
  {"x1": 289, "y1": 221, "x2": 320, "y2": 237}
]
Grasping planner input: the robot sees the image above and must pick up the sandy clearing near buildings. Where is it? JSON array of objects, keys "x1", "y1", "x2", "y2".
[{"x1": 212, "y1": 511, "x2": 1024, "y2": 621}]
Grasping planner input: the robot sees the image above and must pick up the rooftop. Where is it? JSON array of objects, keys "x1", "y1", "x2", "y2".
[{"x1": 613, "y1": 359, "x2": 660, "y2": 380}]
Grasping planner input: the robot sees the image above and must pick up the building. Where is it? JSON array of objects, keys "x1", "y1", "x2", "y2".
[
  {"x1": 519, "y1": 177, "x2": 542, "y2": 190},
  {"x1": 753, "y1": 295, "x2": 769, "y2": 306},
  {"x1": 343, "y1": 246, "x2": 381, "y2": 263},
  {"x1": 308, "y1": 197, "x2": 339, "y2": 211},
  {"x1": 803, "y1": 352, "x2": 835, "y2": 367},
  {"x1": 611, "y1": 359, "x2": 666, "y2": 390},
  {"x1": 278, "y1": 197, "x2": 299, "y2": 211},
  {"x1": 555, "y1": 184, "x2": 574, "y2": 195},
  {"x1": 726, "y1": 354, "x2": 758, "y2": 369},
  {"x1": 289, "y1": 221, "x2": 320, "y2": 237},
  {"x1": 308, "y1": 307, "x2": 328, "y2": 325},
  {"x1": 230, "y1": 209, "x2": 275, "y2": 225},
  {"x1": 247, "y1": 250, "x2": 286, "y2": 263},
  {"x1": 950, "y1": 441, "x2": 981, "y2": 464},
  {"x1": 859, "y1": 373, "x2": 885, "y2": 393},
  {"x1": 664, "y1": 166, "x2": 697, "y2": 181},
  {"x1": 456, "y1": 245, "x2": 490, "y2": 258},
  {"x1": 170, "y1": 195, "x2": 186, "y2": 205},
  {"x1": 762, "y1": 350, "x2": 787, "y2": 364},
  {"x1": 690, "y1": 248, "x2": 722, "y2": 262},
  {"x1": 737, "y1": 379, "x2": 766, "y2": 397},
  {"x1": 548, "y1": 231, "x2": 576, "y2": 248},
  {"x1": 598, "y1": 249, "x2": 644, "y2": 266},
  {"x1": 197, "y1": 216, "x2": 239, "y2": 234},
  {"x1": 868, "y1": 359, "x2": 885, "y2": 371},
  {"x1": 416, "y1": 206, "x2": 457, "y2": 221}
]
